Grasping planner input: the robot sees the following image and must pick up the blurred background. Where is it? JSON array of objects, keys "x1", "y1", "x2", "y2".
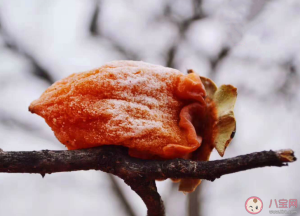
[{"x1": 0, "y1": 0, "x2": 299, "y2": 215}]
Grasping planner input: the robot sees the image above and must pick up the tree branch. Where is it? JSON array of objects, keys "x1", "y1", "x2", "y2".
[
  {"x1": 108, "y1": 174, "x2": 136, "y2": 216},
  {"x1": 125, "y1": 178, "x2": 165, "y2": 216},
  {"x1": 0, "y1": 146, "x2": 296, "y2": 216}
]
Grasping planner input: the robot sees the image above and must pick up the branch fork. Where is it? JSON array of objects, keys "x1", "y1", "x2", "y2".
[{"x1": 0, "y1": 146, "x2": 296, "y2": 216}]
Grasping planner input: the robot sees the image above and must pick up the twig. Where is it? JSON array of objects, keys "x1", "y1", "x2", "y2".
[
  {"x1": 188, "y1": 184, "x2": 201, "y2": 216},
  {"x1": 108, "y1": 174, "x2": 136, "y2": 216},
  {"x1": 125, "y1": 178, "x2": 165, "y2": 216},
  {"x1": 0, "y1": 146, "x2": 296, "y2": 216},
  {"x1": 0, "y1": 146, "x2": 295, "y2": 179}
]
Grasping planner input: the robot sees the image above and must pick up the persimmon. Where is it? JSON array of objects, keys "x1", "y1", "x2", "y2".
[{"x1": 29, "y1": 60, "x2": 237, "y2": 192}]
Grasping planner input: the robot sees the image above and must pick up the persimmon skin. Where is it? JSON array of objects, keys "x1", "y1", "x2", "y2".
[{"x1": 29, "y1": 61, "x2": 208, "y2": 159}]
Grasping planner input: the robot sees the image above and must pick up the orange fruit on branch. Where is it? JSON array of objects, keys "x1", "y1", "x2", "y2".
[{"x1": 29, "y1": 60, "x2": 237, "y2": 192}]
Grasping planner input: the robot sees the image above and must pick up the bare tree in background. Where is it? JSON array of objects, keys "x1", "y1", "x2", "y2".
[{"x1": 0, "y1": 0, "x2": 299, "y2": 216}]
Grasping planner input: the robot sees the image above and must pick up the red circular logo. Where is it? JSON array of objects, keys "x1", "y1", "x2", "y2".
[{"x1": 245, "y1": 196, "x2": 263, "y2": 214}]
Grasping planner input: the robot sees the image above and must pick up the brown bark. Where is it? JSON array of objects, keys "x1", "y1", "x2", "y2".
[{"x1": 0, "y1": 146, "x2": 296, "y2": 216}]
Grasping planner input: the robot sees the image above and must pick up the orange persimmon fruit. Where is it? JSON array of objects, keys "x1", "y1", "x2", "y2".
[{"x1": 29, "y1": 60, "x2": 237, "y2": 192}]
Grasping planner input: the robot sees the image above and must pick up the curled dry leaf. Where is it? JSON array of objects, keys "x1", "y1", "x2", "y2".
[
  {"x1": 29, "y1": 61, "x2": 237, "y2": 192},
  {"x1": 178, "y1": 73, "x2": 237, "y2": 192}
]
